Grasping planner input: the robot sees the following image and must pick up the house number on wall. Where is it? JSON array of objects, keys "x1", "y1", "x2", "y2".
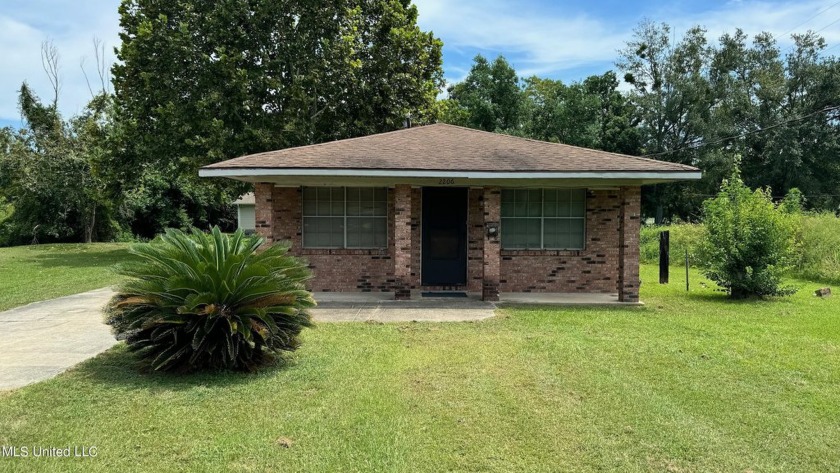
[{"x1": 438, "y1": 178, "x2": 455, "y2": 185}]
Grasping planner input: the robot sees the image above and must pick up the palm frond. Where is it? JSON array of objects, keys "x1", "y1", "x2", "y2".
[{"x1": 106, "y1": 227, "x2": 315, "y2": 372}]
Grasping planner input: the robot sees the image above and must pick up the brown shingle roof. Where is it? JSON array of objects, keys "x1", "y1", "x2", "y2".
[{"x1": 203, "y1": 123, "x2": 699, "y2": 174}]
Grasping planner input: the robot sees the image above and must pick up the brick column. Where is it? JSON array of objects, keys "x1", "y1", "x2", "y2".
[
  {"x1": 482, "y1": 187, "x2": 501, "y2": 301},
  {"x1": 393, "y1": 184, "x2": 412, "y2": 300},
  {"x1": 618, "y1": 186, "x2": 641, "y2": 302},
  {"x1": 254, "y1": 182, "x2": 275, "y2": 245},
  {"x1": 272, "y1": 187, "x2": 302, "y2": 254}
]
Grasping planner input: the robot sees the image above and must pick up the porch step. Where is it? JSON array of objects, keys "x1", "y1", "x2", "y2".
[{"x1": 421, "y1": 291, "x2": 468, "y2": 298}]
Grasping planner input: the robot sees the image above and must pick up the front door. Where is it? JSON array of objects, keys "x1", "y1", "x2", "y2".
[{"x1": 422, "y1": 187, "x2": 468, "y2": 285}]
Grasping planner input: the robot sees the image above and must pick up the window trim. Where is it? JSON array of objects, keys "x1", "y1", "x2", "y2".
[
  {"x1": 301, "y1": 186, "x2": 389, "y2": 249},
  {"x1": 501, "y1": 188, "x2": 587, "y2": 251}
]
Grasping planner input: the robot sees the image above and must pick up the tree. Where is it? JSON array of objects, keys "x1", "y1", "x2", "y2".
[
  {"x1": 698, "y1": 171, "x2": 798, "y2": 298},
  {"x1": 0, "y1": 42, "x2": 117, "y2": 245},
  {"x1": 519, "y1": 72, "x2": 640, "y2": 154},
  {"x1": 442, "y1": 55, "x2": 522, "y2": 132},
  {"x1": 618, "y1": 20, "x2": 840, "y2": 220},
  {"x1": 738, "y1": 34, "x2": 840, "y2": 210},
  {"x1": 618, "y1": 21, "x2": 722, "y2": 220},
  {"x1": 112, "y1": 0, "x2": 443, "y2": 237},
  {"x1": 520, "y1": 76, "x2": 599, "y2": 147}
]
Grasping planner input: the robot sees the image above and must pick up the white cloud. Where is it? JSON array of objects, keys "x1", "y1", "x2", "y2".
[
  {"x1": 658, "y1": 0, "x2": 840, "y2": 49},
  {"x1": 0, "y1": 1, "x2": 121, "y2": 122},
  {"x1": 0, "y1": 0, "x2": 837, "y2": 123},
  {"x1": 413, "y1": 0, "x2": 840, "y2": 83},
  {"x1": 414, "y1": 0, "x2": 631, "y2": 79}
]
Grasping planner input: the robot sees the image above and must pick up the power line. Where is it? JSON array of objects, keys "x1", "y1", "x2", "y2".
[
  {"x1": 812, "y1": 16, "x2": 840, "y2": 34},
  {"x1": 779, "y1": 18, "x2": 840, "y2": 57},
  {"x1": 777, "y1": 1, "x2": 840, "y2": 38},
  {"x1": 643, "y1": 105, "x2": 840, "y2": 158}
]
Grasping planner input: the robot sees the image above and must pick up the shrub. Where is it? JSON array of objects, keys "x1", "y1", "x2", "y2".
[
  {"x1": 640, "y1": 223, "x2": 705, "y2": 265},
  {"x1": 697, "y1": 175, "x2": 798, "y2": 298},
  {"x1": 794, "y1": 213, "x2": 840, "y2": 283},
  {"x1": 106, "y1": 227, "x2": 315, "y2": 372}
]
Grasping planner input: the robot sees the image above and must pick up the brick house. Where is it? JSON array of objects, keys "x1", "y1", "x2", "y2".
[{"x1": 200, "y1": 124, "x2": 700, "y2": 302}]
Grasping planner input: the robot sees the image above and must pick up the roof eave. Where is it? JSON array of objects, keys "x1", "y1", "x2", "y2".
[{"x1": 198, "y1": 168, "x2": 701, "y2": 181}]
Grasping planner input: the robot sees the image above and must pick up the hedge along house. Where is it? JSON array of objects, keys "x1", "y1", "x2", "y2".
[{"x1": 200, "y1": 124, "x2": 700, "y2": 302}]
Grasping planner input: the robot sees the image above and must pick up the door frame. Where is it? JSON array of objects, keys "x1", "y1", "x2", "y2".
[{"x1": 420, "y1": 187, "x2": 469, "y2": 286}]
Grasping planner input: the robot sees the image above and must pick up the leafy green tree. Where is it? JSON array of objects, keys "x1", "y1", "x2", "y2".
[
  {"x1": 443, "y1": 55, "x2": 522, "y2": 132},
  {"x1": 520, "y1": 76, "x2": 598, "y2": 147},
  {"x1": 112, "y1": 0, "x2": 443, "y2": 236},
  {"x1": 106, "y1": 227, "x2": 315, "y2": 372},
  {"x1": 618, "y1": 20, "x2": 840, "y2": 220},
  {"x1": 618, "y1": 21, "x2": 722, "y2": 220},
  {"x1": 780, "y1": 188, "x2": 804, "y2": 214},
  {"x1": 698, "y1": 172, "x2": 798, "y2": 298},
  {"x1": 739, "y1": 35, "x2": 840, "y2": 210},
  {"x1": 520, "y1": 72, "x2": 640, "y2": 154},
  {"x1": 0, "y1": 83, "x2": 116, "y2": 245}
]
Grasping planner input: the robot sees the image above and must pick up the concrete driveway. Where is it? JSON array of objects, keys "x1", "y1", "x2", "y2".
[{"x1": 0, "y1": 288, "x2": 118, "y2": 391}]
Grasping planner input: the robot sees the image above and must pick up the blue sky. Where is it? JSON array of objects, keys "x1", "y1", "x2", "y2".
[{"x1": 1, "y1": 0, "x2": 839, "y2": 129}]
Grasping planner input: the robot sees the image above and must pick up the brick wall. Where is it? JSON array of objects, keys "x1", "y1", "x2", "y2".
[
  {"x1": 499, "y1": 189, "x2": 629, "y2": 294},
  {"x1": 266, "y1": 185, "x2": 397, "y2": 293},
  {"x1": 467, "y1": 188, "x2": 484, "y2": 292},
  {"x1": 255, "y1": 183, "x2": 641, "y2": 299},
  {"x1": 393, "y1": 185, "x2": 412, "y2": 299},
  {"x1": 409, "y1": 187, "x2": 422, "y2": 288},
  {"x1": 617, "y1": 186, "x2": 641, "y2": 302},
  {"x1": 254, "y1": 183, "x2": 275, "y2": 244},
  {"x1": 482, "y1": 187, "x2": 501, "y2": 301}
]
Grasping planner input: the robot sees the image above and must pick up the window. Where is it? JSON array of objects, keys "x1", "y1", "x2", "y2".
[
  {"x1": 302, "y1": 187, "x2": 387, "y2": 248},
  {"x1": 501, "y1": 188, "x2": 586, "y2": 249}
]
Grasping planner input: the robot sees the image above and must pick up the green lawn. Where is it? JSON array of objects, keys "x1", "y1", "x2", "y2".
[
  {"x1": 0, "y1": 243, "x2": 131, "y2": 311},
  {"x1": 1, "y1": 264, "x2": 838, "y2": 471}
]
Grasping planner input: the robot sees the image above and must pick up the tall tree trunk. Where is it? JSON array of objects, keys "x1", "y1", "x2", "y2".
[{"x1": 84, "y1": 206, "x2": 95, "y2": 243}]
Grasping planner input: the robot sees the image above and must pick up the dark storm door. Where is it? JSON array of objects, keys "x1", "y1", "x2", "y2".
[{"x1": 422, "y1": 187, "x2": 468, "y2": 285}]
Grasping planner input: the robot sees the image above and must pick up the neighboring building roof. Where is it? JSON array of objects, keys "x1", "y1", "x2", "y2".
[
  {"x1": 199, "y1": 124, "x2": 700, "y2": 183},
  {"x1": 233, "y1": 192, "x2": 255, "y2": 206}
]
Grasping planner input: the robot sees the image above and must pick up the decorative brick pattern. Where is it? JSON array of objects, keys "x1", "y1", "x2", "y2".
[
  {"x1": 618, "y1": 186, "x2": 641, "y2": 302},
  {"x1": 498, "y1": 189, "x2": 623, "y2": 294},
  {"x1": 482, "y1": 187, "x2": 501, "y2": 301},
  {"x1": 393, "y1": 184, "x2": 412, "y2": 300}
]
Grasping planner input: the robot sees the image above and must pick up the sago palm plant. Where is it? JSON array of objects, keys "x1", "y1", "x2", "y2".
[{"x1": 106, "y1": 227, "x2": 315, "y2": 372}]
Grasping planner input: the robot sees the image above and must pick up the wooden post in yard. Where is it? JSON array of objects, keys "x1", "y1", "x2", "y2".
[
  {"x1": 659, "y1": 230, "x2": 670, "y2": 284},
  {"x1": 685, "y1": 249, "x2": 690, "y2": 292}
]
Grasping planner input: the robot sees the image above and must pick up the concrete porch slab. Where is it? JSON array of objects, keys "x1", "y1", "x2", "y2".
[
  {"x1": 311, "y1": 292, "x2": 496, "y2": 322},
  {"x1": 498, "y1": 292, "x2": 644, "y2": 306}
]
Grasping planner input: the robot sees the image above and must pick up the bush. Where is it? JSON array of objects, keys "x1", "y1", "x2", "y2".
[
  {"x1": 640, "y1": 223, "x2": 705, "y2": 265},
  {"x1": 106, "y1": 227, "x2": 315, "y2": 372},
  {"x1": 794, "y1": 213, "x2": 840, "y2": 283},
  {"x1": 697, "y1": 176, "x2": 798, "y2": 298}
]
